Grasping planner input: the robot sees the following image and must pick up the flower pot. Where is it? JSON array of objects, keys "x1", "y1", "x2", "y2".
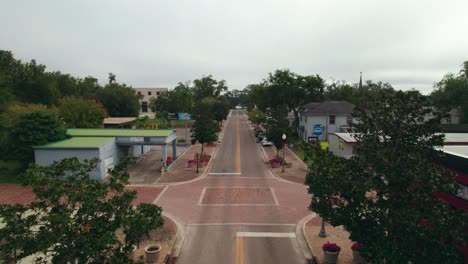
[
  {"x1": 145, "y1": 244, "x2": 161, "y2": 263},
  {"x1": 323, "y1": 250, "x2": 340, "y2": 264},
  {"x1": 352, "y1": 250, "x2": 367, "y2": 264},
  {"x1": 272, "y1": 162, "x2": 280, "y2": 168},
  {"x1": 126, "y1": 245, "x2": 137, "y2": 260},
  {"x1": 188, "y1": 162, "x2": 194, "y2": 168}
]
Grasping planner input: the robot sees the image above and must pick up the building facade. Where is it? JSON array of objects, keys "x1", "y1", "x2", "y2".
[
  {"x1": 34, "y1": 129, "x2": 177, "y2": 180},
  {"x1": 298, "y1": 101, "x2": 355, "y2": 141},
  {"x1": 133, "y1": 87, "x2": 168, "y2": 116}
]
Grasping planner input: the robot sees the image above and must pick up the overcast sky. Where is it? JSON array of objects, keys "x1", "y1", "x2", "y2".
[{"x1": 2, "y1": 0, "x2": 468, "y2": 94}]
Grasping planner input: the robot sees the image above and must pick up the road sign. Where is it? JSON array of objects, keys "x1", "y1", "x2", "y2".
[
  {"x1": 313, "y1": 124, "x2": 323, "y2": 136},
  {"x1": 178, "y1": 113, "x2": 192, "y2": 121},
  {"x1": 167, "y1": 113, "x2": 178, "y2": 120}
]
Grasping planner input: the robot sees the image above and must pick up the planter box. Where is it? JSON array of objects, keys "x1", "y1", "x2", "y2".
[
  {"x1": 352, "y1": 250, "x2": 367, "y2": 264},
  {"x1": 323, "y1": 251, "x2": 339, "y2": 264},
  {"x1": 272, "y1": 162, "x2": 281, "y2": 168}
]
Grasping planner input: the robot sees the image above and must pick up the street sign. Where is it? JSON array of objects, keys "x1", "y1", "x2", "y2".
[
  {"x1": 313, "y1": 124, "x2": 323, "y2": 136},
  {"x1": 178, "y1": 112, "x2": 192, "y2": 121},
  {"x1": 167, "y1": 113, "x2": 178, "y2": 120}
]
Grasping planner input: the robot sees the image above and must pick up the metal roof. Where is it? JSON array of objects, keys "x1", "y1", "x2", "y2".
[
  {"x1": 35, "y1": 137, "x2": 114, "y2": 149},
  {"x1": 300, "y1": 101, "x2": 354, "y2": 116},
  {"x1": 67, "y1": 128, "x2": 173, "y2": 137},
  {"x1": 330, "y1": 133, "x2": 468, "y2": 145}
]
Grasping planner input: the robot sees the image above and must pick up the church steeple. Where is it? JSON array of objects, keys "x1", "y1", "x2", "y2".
[{"x1": 359, "y1": 72, "x2": 363, "y2": 89}]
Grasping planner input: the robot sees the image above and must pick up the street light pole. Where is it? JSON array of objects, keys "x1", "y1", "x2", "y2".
[
  {"x1": 196, "y1": 153, "x2": 199, "y2": 174},
  {"x1": 319, "y1": 218, "x2": 327, "y2": 237},
  {"x1": 281, "y1": 133, "x2": 286, "y2": 173}
]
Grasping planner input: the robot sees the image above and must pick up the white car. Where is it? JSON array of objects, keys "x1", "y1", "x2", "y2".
[{"x1": 261, "y1": 138, "x2": 273, "y2": 146}]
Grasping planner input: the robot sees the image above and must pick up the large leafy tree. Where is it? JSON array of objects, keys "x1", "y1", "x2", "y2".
[
  {"x1": 96, "y1": 82, "x2": 140, "y2": 117},
  {"x1": 6, "y1": 110, "x2": 67, "y2": 161},
  {"x1": 190, "y1": 117, "x2": 219, "y2": 158},
  {"x1": 306, "y1": 91, "x2": 466, "y2": 263},
  {"x1": 431, "y1": 61, "x2": 468, "y2": 123},
  {"x1": 191, "y1": 75, "x2": 227, "y2": 101},
  {"x1": 0, "y1": 157, "x2": 164, "y2": 263},
  {"x1": 265, "y1": 117, "x2": 289, "y2": 156},
  {"x1": 58, "y1": 96, "x2": 108, "y2": 128}
]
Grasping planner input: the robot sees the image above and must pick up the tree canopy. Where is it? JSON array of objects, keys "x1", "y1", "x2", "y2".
[
  {"x1": 430, "y1": 61, "x2": 468, "y2": 123},
  {"x1": 306, "y1": 90, "x2": 466, "y2": 263},
  {"x1": 58, "y1": 96, "x2": 108, "y2": 128},
  {"x1": 0, "y1": 157, "x2": 164, "y2": 263}
]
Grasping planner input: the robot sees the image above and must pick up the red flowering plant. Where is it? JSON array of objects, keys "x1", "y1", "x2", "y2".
[
  {"x1": 322, "y1": 242, "x2": 341, "y2": 252},
  {"x1": 351, "y1": 242, "x2": 363, "y2": 252}
]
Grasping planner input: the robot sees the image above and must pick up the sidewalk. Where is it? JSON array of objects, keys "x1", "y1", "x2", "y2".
[
  {"x1": 305, "y1": 215, "x2": 354, "y2": 264},
  {"x1": 262, "y1": 145, "x2": 309, "y2": 184},
  {"x1": 156, "y1": 143, "x2": 216, "y2": 184},
  {"x1": 256, "y1": 128, "x2": 355, "y2": 264}
]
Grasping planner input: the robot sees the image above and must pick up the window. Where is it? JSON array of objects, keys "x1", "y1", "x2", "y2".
[
  {"x1": 157, "y1": 92, "x2": 160, "y2": 95},
  {"x1": 137, "y1": 91, "x2": 141, "y2": 95},
  {"x1": 329, "y1": 115, "x2": 335, "y2": 125},
  {"x1": 142, "y1": 101, "x2": 148, "y2": 113},
  {"x1": 148, "y1": 91, "x2": 152, "y2": 95}
]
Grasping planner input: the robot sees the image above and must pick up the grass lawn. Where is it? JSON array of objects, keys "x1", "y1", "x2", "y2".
[
  {"x1": 0, "y1": 160, "x2": 24, "y2": 184},
  {"x1": 291, "y1": 141, "x2": 329, "y2": 165}
]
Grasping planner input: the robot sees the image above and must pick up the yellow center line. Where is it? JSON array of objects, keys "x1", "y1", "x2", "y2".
[
  {"x1": 235, "y1": 237, "x2": 239, "y2": 264},
  {"x1": 235, "y1": 236, "x2": 244, "y2": 264},
  {"x1": 236, "y1": 112, "x2": 241, "y2": 173},
  {"x1": 240, "y1": 236, "x2": 244, "y2": 264}
]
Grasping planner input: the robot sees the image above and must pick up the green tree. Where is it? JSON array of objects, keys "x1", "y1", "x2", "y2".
[
  {"x1": 265, "y1": 117, "x2": 289, "y2": 156},
  {"x1": 6, "y1": 110, "x2": 67, "y2": 161},
  {"x1": 247, "y1": 110, "x2": 267, "y2": 126},
  {"x1": 58, "y1": 96, "x2": 108, "y2": 128},
  {"x1": 96, "y1": 82, "x2": 140, "y2": 117},
  {"x1": 190, "y1": 117, "x2": 219, "y2": 158},
  {"x1": 192, "y1": 75, "x2": 227, "y2": 101},
  {"x1": 0, "y1": 157, "x2": 164, "y2": 263},
  {"x1": 306, "y1": 91, "x2": 466, "y2": 263},
  {"x1": 431, "y1": 62, "x2": 468, "y2": 123}
]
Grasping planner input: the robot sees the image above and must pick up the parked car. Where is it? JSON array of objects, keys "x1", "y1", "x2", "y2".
[{"x1": 261, "y1": 138, "x2": 273, "y2": 146}]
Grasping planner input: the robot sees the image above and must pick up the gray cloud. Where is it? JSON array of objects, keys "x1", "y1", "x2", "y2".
[{"x1": 1, "y1": 0, "x2": 467, "y2": 94}]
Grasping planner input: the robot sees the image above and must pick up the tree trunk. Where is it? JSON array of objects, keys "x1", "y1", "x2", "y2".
[
  {"x1": 201, "y1": 142, "x2": 204, "y2": 161},
  {"x1": 292, "y1": 108, "x2": 300, "y2": 136}
]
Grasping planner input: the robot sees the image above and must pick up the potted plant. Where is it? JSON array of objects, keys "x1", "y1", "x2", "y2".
[
  {"x1": 145, "y1": 244, "x2": 161, "y2": 263},
  {"x1": 351, "y1": 242, "x2": 366, "y2": 264},
  {"x1": 271, "y1": 158, "x2": 281, "y2": 168},
  {"x1": 187, "y1": 159, "x2": 195, "y2": 168},
  {"x1": 322, "y1": 241, "x2": 341, "y2": 264}
]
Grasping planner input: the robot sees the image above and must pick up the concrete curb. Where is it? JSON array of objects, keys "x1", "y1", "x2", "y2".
[
  {"x1": 299, "y1": 213, "x2": 320, "y2": 264},
  {"x1": 162, "y1": 211, "x2": 185, "y2": 258}
]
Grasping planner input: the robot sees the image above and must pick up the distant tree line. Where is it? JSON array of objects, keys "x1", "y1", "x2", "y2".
[{"x1": 0, "y1": 50, "x2": 140, "y2": 169}]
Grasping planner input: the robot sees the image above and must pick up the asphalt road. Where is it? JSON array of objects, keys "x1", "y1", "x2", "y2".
[{"x1": 176, "y1": 110, "x2": 309, "y2": 264}]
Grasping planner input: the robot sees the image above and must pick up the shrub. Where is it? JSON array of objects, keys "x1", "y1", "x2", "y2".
[{"x1": 351, "y1": 242, "x2": 363, "y2": 252}]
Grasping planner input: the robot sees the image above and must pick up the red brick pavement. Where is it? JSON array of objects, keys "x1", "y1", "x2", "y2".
[
  {"x1": 0, "y1": 185, "x2": 164, "y2": 206},
  {"x1": 157, "y1": 177, "x2": 310, "y2": 224},
  {"x1": 262, "y1": 145, "x2": 309, "y2": 185},
  {"x1": 0, "y1": 185, "x2": 35, "y2": 205}
]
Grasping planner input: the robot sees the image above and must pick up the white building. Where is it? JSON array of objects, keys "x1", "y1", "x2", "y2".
[
  {"x1": 298, "y1": 101, "x2": 355, "y2": 141},
  {"x1": 328, "y1": 132, "x2": 468, "y2": 159},
  {"x1": 133, "y1": 87, "x2": 168, "y2": 116}
]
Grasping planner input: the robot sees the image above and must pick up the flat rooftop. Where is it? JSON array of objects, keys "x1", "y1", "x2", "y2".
[
  {"x1": 330, "y1": 133, "x2": 468, "y2": 145},
  {"x1": 67, "y1": 128, "x2": 174, "y2": 137},
  {"x1": 36, "y1": 137, "x2": 114, "y2": 148},
  {"x1": 103, "y1": 117, "x2": 136, "y2": 125}
]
